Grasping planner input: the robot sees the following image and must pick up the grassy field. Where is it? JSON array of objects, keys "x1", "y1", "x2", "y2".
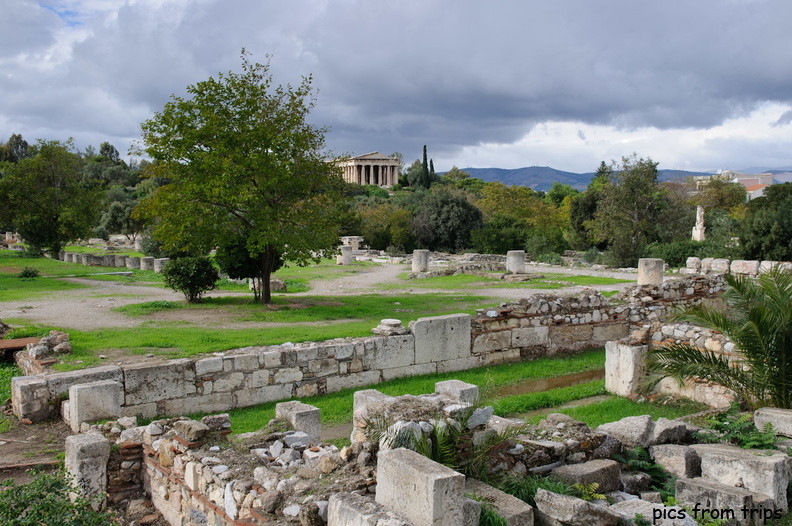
[
  {"x1": 380, "y1": 271, "x2": 633, "y2": 290},
  {"x1": 526, "y1": 396, "x2": 706, "y2": 427}
]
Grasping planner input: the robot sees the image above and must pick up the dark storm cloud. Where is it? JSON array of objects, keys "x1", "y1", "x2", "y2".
[{"x1": 1, "y1": 0, "x2": 791, "y2": 166}]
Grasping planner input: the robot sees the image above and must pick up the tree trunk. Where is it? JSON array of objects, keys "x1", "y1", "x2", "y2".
[{"x1": 258, "y1": 245, "x2": 278, "y2": 304}]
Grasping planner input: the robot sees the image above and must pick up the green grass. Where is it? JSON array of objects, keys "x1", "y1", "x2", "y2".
[
  {"x1": 0, "y1": 363, "x2": 20, "y2": 402},
  {"x1": 63, "y1": 244, "x2": 144, "y2": 257},
  {"x1": 491, "y1": 380, "x2": 607, "y2": 416},
  {"x1": 223, "y1": 349, "x2": 605, "y2": 432},
  {"x1": 380, "y1": 271, "x2": 634, "y2": 291},
  {"x1": 0, "y1": 273, "x2": 87, "y2": 301},
  {"x1": 526, "y1": 395, "x2": 706, "y2": 427}
]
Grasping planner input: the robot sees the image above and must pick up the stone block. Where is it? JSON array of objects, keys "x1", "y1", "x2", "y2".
[
  {"x1": 233, "y1": 384, "x2": 293, "y2": 408},
  {"x1": 435, "y1": 379, "x2": 479, "y2": 404},
  {"x1": 213, "y1": 372, "x2": 245, "y2": 392},
  {"x1": 259, "y1": 350, "x2": 282, "y2": 368},
  {"x1": 381, "y1": 362, "x2": 437, "y2": 381},
  {"x1": 686, "y1": 257, "x2": 701, "y2": 270},
  {"x1": 245, "y1": 369, "x2": 270, "y2": 389},
  {"x1": 139, "y1": 256, "x2": 155, "y2": 271},
  {"x1": 549, "y1": 323, "x2": 593, "y2": 344},
  {"x1": 226, "y1": 353, "x2": 259, "y2": 372},
  {"x1": 550, "y1": 459, "x2": 622, "y2": 493},
  {"x1": 593, "y1": 323, "x2": 629, "y2": 341},
  {"x1": 609, "y1": 499, "x2": 696, "y2": 526},
  {"x1": 700, "y1": 258, "x2": 714, "y2": 273},
  {"x1": 363, "y1": 335, "x2": 415, "y2": 370},
  {"x1": 68, "y1": 380, "x2": 123, "y2": 433},
  {"x1": 506, "y1": 250, "x2": 526, "y2": 274},
  {"x1": 125, "y1": 256, "x2": 140, "y2": 269},
  {"x1": 598, "y1": 415, "x2": 655, "y2": 448},
  {"x1": 337, "y1": 245, "x2": 353, "y2": 265},
  {"x1": 466, "y1": 479, "x2": 534, "y2": 525},
  {"x1": 692, "y1": 443, "x2": 790, "y2": 510},
  {"x1": 113, "y1": 255, "x2": 127, "y2": 267},
  {"x1": 45, "y1": 365, "x2": 123, "y2": 399},
  {"x1": 710, "y1": 258, "x2": 730, "y2": 274},
  {"x1": 473, "y1": 330, "x2": 512, "y2": 353},
  {"x1": 436, "y1": 356, "x2": 481, "y2": 373},
  {"x1": 605, "y1": 341, "x2": 647, "y2": 396},
  {"x1": 273, "y1": 367, "x2": 303, "y2": 384},
  {"x1": 533, "y1": 488, "x2": 620, "y2": 526},
  {"x1": 65, "y1": 433, "x2": 110, "y2": 510},
  {"x1": 638, "y1": 258, "x2": 664, "y2": 286},
  {"x1": 511, "y1": 326, "x2": 549, "y2": 347},
  {"x1": 11, "y1": 375, "x2": 51, "y2": 422},
  {"x1": 123, "y1": 359, "x2": 196, "y2": 405},
  {"x1": 755, "y1": 407, "x2": 792, "y2": 438},
  {"x1": 276, "y1": 401, "x2": 321, "y2": 445},
  {"x1": 152, "y1": 257, "x2": 169, "y2": 273},
  {"x1": 412, "y1": 249, "x2": 430, "y2": 273},
  {"x1": 326, "y1": 370, "x2": 381, "y2": 393},
  {"x1": 328, "y1": 493, "x2": 411, "y2": 526},
  {"x1": 731, "y1": 260, "x2": 760, "y2": 276},
  {"x1": 676, "y1": 478, "x2": 773, "y2": 524},
  {"x1": 413, "y1": 314, "x2": 472, "y2": 364},
  {"x1": 649, "y1": 445, "x2": 701, "y2": 479},
  {"x1": 173, "y1": 419, "x2": 210, "y2": 442},
  {"x1": 195, "y1": 357, "x2": 223, "y2": 376},
  {"x1": 102, "y1": 255, "x2": 116, "y2": 267},
  {"x1": 161, "y1": 392, "x2": 234, "y2": 416},
  {"x1": 759, "y1": 261, "x2": 778, "y2": 274},
  {"x1": 376, "y1": 448, "x2": 465, "y2": 526}
]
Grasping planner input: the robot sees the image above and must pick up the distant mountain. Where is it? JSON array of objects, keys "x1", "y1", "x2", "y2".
[
  {"x1": 459, "y1": 166, "x2": 713, "y2": 192},
  {"x1": 737, "y1": 166, "x2": 792, "y2": 174}
]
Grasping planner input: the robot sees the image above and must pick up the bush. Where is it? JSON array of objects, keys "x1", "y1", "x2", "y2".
[
  {"x1": 643, "y1": 240, "x2": 704, "y2": 267},
  {"x1": 17, "y1": 267, "x2": 39, "y2": 279},
  {"x1": 582, "y1": 247, "x2": 602, "y2": 265},
  {"x1": 162, "y1": 256, "x2": 218, "y2": 303}
]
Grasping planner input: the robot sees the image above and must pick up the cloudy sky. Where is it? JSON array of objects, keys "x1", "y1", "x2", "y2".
[{"x1": 3, "y1": 0, "x2": 792, "y2": 174}]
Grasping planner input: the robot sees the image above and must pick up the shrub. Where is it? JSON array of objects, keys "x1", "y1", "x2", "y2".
[
  {"x1": 162, "y1": 256, "x2": 218, "y2": 303},
  {"x1": 17, "y1": 267, "x2": 40, "y2": 279},
  {"x1": 582, "y1": 247, "x2": 602, "y2": 265}
]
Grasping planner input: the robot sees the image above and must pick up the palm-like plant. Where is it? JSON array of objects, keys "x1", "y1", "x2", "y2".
[{"x1": 646, "y1": 268, "x2": 792, "y2": 410}]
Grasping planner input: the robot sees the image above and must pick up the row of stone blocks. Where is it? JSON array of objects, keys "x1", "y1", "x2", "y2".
[
  {"x1": 59, "y1": 251, "x2": 169, "y2": 272},
  {"x1": 684, "y1": 257, "x2": 792, "y2": 276},
  {"x1": 411, "y1": 249, "x2": 530, "y2": 274}
]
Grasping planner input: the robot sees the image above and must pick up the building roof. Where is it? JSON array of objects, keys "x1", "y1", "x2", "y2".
[{"x1": 745, "y1": 183, "x2": 769, "y2": 192}]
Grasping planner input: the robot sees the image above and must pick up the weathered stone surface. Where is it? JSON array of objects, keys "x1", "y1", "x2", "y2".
[
  {"x1": 276, "y1": 401, "x2": 321, "y2": 446},
  {"x1": 328, "y1": 492, "x2": 412, "y2": 526},
  {"x1": 140, "y1": 256, "x2": 155, "y2": 271},
  {"x1": 506, "y1": 250, "x2": 526, "y2": 274},
  {"x1": 435, "y1": 380, "x2": 479, "y2": 404},
  {"x1": 472, "y1": 330, "x2": 511, "y2": 353},
  {"x1": 195, "y1": 357, "x2": 223, "y2": 376},
  {"x1": 46, "y1": 365, "x2": 123, "y2": 399},
  {"x1": 710, "y1": 258, "x2": 730, "y2": 274},
  {"x1": 337, "y1": 245, "x2": 353, "y2": 265},
  {"x1": 173, "y1": 419, "x2": 210, "y2": 442},
  {"x1": 609, "y1": 499, "x2": 697, "y2": 526},
  {"x1": 68, "y1": 380, "x2": 123, "y2": 433},
  {"x1": 676, "y1": 477, "x2": 773, "y2": 524},
  {"x1": 692, "y1": 444, "x2": 790, "y2": 511},
  {"x1": 620, "y1": 471, "x2": 652, "y2": 494},
  {"x1": 466, "y1": 479, "x2": 534, "y2": 525},
  {"x1": 233, "y1": 384, "x2": 293, "y2": 408},
  {"x1": 686, "y1": 257, "x2": 702, "y2": 270},
  {"x1": 730, "y1": 260, "x2": 760, "y2": 276},
  {"x1": 550, "y1": 459, "x2": 621, "y2": 493},
  {"x1": 326, "y1": 370, "x2": 381, "y2": 393},
  {"x1": 755, "y1": 407, "x2": 792, "y2": 438},
  {"x1": 153, "y1": 258, "x2": 170, "y2": 273},
  {"x1": 376, "y1": 448, "x2": 465, "y2": 526},
  {"x1": 125, "y1": 256, "x2": 140, "y2": 269},
  {"x1": 512, "y1": 326, "x2": 550, "y2": 347},
  {"x1": 649, "y1": 445, "x2": 701, "y2": 479},
  {"x1": 11, "y1": 375, "x2": 51, "y2": 422},
  {"x1": 593, "y1": 323, "x2": 630, "y2": 342},
  {"x1": 605, "y1": 341, "x2": 647, "y2": 396},
  {"x1": 412, "y1": 249, "x2": 430, "y2": 273},
  {"x1": 413, "y1": 314, "x2": 472, "y2": 364},
  {"x1": 65, "y1": 433, "x2": 110, "y2": 510},
  {"x1": 363, "y1": 335, "x2": 415, "y2": 370},
  {"x1": 123, "y1": 359, "x2": 195, "y2": 405},
  {"x1": 638, "y1": 258, "x2": 664, "y2": 286},
  {"x1": 651, "y1": 418, "x2": 690, "y2": 444},
  {"x1": 548, "y1": 324, "x2": 593, "y2": 344},
  {"x1": 382, "y1": 363, "x2": 437, "y2": 381},
  {"x1": 533, "y1": 488, "x2": 620, "y2": 526},
  {"x1": 598, "y1": 415, "x2": 654, "y2": 448}
]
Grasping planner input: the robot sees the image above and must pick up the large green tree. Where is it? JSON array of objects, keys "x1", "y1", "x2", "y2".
[
  {"x1": 413, "y1": 187, "x2": 483, "y2": 251},
  {"x1": 0, "y1": 140, "x2": 101, "y2": 255},
  {"x1": 137, "y1": 52, "x2": 345, "y2": 303}
]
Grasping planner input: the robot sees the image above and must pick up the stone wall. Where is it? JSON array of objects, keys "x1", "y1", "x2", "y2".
[
  {"x1": 682, "y1": 257, "x2": 792, "y2": 277},
  {"x1": 13, "y1": 276, "x2": 726, "y2": 424}
]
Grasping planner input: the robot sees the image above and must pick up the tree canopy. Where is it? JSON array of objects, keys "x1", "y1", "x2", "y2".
[{"x1": 136, "y1": 51, "x2": 345, "y2": 303}]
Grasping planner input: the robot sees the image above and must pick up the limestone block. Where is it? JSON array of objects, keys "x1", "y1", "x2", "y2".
[
  {"x1": 276, "y1": 401, "x2": 321, "y2": 445},
  {"x1": 213, "y1": 372, "x2": 244, "y2": 392},
  {"x1": 259, "y1": 350, "x2": 283, "y2": 368},
  {"x1": 755, "y1": 407, "x2": 792, "y2": 437},
  {"x1": 598, "y1": 415, "x2": 655, "y2": 448},
  {"x1": 676, "y1": 478, "x2": 775, "y2": 523},
  {"x1": 649, "y1": 445, "x2": 701, "y2": 479},
  {"x1": 326, "y1": 370, "x2": 381, "y2": 393},
  {"x1": 686, "y1": 257, "x2": 701, "y2": 270},
  {"x1": 638, "y1": 258, "x2": 664, "y2": 286},
  {"x1": 328, "y1": 493, "x2": 411, "y2": 526},
  {"x1": 376, "y1": 448, "x2": 465, "y2": 526},
  {"x1": 730, "y1": 260, "x2": 760, "y2": 276},
  {"x1": 692, "y1": 443, "x2": 790, "y2": 510},
  {"x1": 174, "y1": 419, "x2": 210, "y2": 442},
  {"x1": 593, "y1": 323, "x2": 629, "y2": 342},
  {"x1": 710, "y1": 258, "x2": 730, "y2": 274},
  {"x1": 65, "y1": 433, "x2": 110, "y2": 510},
  {"x1": 195, "y1": 357, "x2": 223, "y2": 376},
  {"x1": 413, "y1": 314, "x2": 471, "y2": 364},
  {"x1": 233, "y1": 384, "x2": 293, "y2": 408},
  {"x1": 102, "y1": 255, "x2": 116, "y2": 267},
  {"x1": 245, "y1": 369, "x2": 270, "y2": 389},
  {"x1": 68, "y1": 380, "x2": 123, "y2": 433},
  {"x1": 161, "y1": 392, "x2": 235, "y2": 416},
  {"x1": 511, "y1": 326, "x2": 549, "y2": 347},
  {"x1": 412, "y1": 249, "x2": 430, "y2": 273},
  {"x1": 533, "y1": 488, "x2": 620, "y2": 526},
  {"x1": 549, "y1": 323, "x2": 593, "y2": 344},
  {"x1": 113, "y1": 255, "x2": 127, "y2": 267},
  {"x1": 11, "y1": 375, "x2": 51, "y2": 422},
  {"x1": 700, "y1": 257, "x2": 714, "y2": 273},
  {"x1": 506, "y1": 250, "x2": 526, "y2": 274},
  {"x1": 382, "y1": 363, "x2": 437, "y2": 381},
  {"x1": 759, "y1": 261, "x2": 778, "y2": 274},
  {"x1": 466, "y1": 479, "x2": 534, "y2": 525},
  {"x1": 46, "y1": 365, "x2": 123, "y2": 399},
  {"x1": 123, "y1": 359, "x2": 196, "y2": 405},
  {"x1": 337, "y1": 245, "x2": 353, "y2": 265},
  {"x1": 152, "y1": 257, "x2": 169, "y2": 273},
  {"x1": 363, "y1": 335, "x2": 415, "y2": 370},
  {"x1": 472, "y1": 330, "x2": 511, "y2": 353},
  {"x1": 273, "y1": 367, "x2": 303, "y2": 384},
  {"x1": 435, "y1": 379, "x2": 479, "y2": 404},
  {"x1": 550, "y1": 459, "x2": 622, "y2": 493},
  {"x1": 139, "y1": 256, "x2": 155, "y2": 271},
  {"x1": 605, "y1": 341, "x2": 647, "y2": 396},
  {"x1": 226, "y1": 353, "x2": 259, "y2": 372},
  {"x1": 651, "y1": 418, "x2": 690, "y2": 444},
  {"x1": 125, "y1": 256, "x2": 140, "y2": 269},
  {"x1": 436, "y1": 356, "x2": 481, "y2": 373},
  {"x1": 609, "y1": 499, "x2": 697, "y2": 526}
]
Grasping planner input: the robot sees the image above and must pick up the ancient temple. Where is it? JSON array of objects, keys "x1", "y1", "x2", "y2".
[{"x1": 338, "y1": 152, "x2": 400, "y2": 188}]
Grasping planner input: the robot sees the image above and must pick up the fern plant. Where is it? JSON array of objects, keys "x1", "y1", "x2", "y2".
[
  {"x1": 611, "y1": 446, "x2": 676, "y2": 500},
  {"x1": 695, "y1": 406, "x2": 777, "y2": 450},
  {"x1": 498, "y1": 474, "x2": 575, "y2": 507}
]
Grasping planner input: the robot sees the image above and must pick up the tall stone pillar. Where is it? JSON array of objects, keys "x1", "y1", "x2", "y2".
[
  {"x1": 637, "y1": 258, "x2": 664, "y2": 286},
  {"x1": 65, "y1": 433, "x2": 110, "y2": 510},
  {"x1": 336, "y1": 245, "x2": 353, "y2": 265},
  {"x1": 412, "y1": 249, "x2": 430, "y2": 272},
  {"x1": 506, "y1": 250, "x2": 526, "y2": 274},
  {"x1": 692, "y1": 205, "x2": 706, "y2": 241}
]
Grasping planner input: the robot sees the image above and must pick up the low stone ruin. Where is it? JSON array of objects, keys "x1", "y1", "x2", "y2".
[{"x1": 14, "y1": 330, "x2": 72, "y2": 374}]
